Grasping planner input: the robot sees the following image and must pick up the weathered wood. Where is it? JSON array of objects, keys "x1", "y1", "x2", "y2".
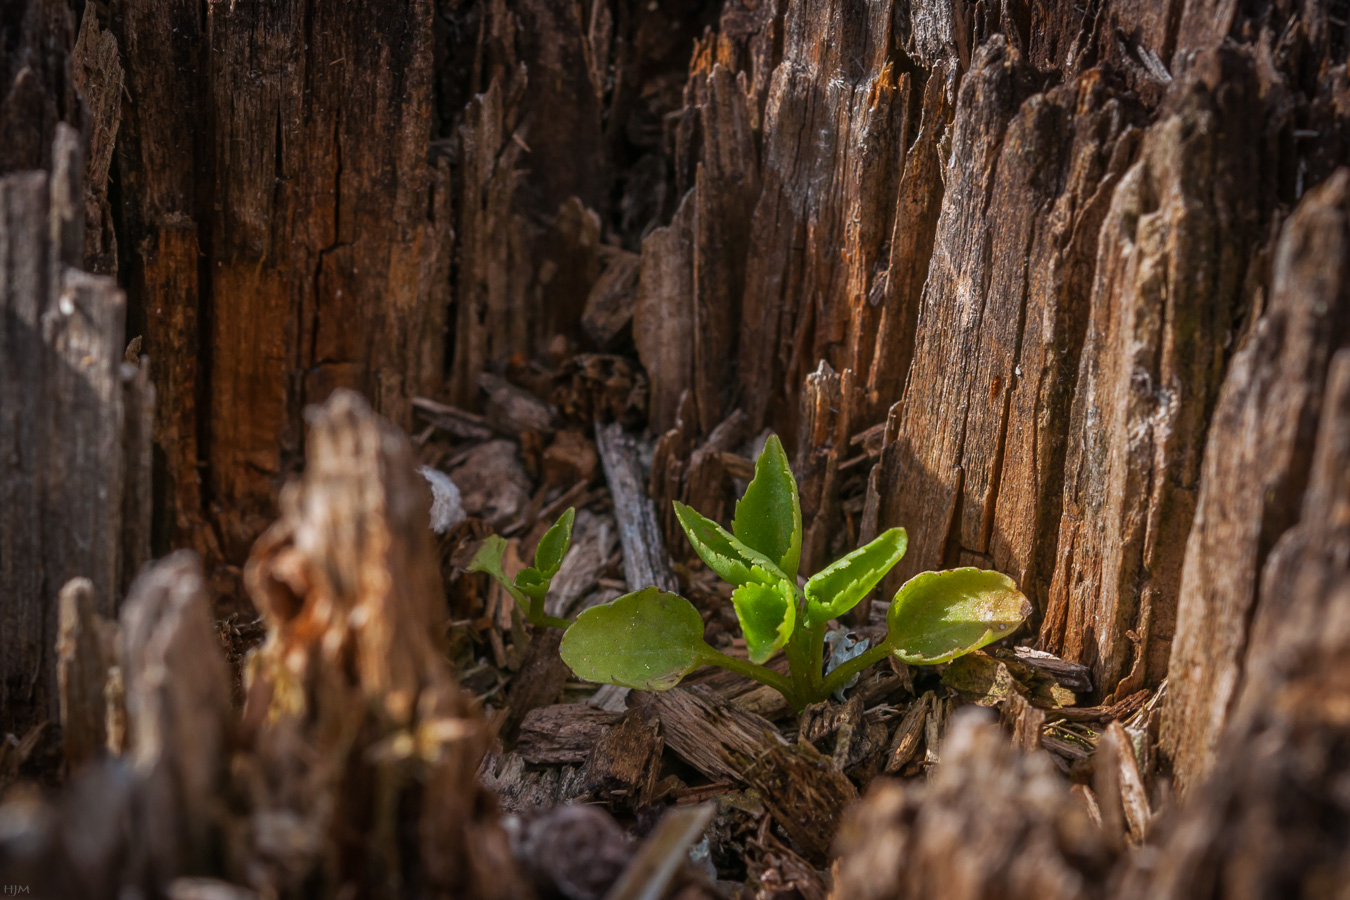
[
  {"x1": 640, "y1": 686, "x2": 782, "y2": 783},
  {"x1": 874, "y1": 40, "x2": 1134, "y2": 604},
  {"x1": 1041, "y1": 52, "x2": 1267, "y2": 699},
  {"x1": 56, "y1": 578, "x2": 110, "y2": 773},
  {"x1": 0, "y1": 0, "x2": 77, "y2": 176},
  {"x1": 1162, "y1": 170, "x2": 1350, "y2": 790},
  {"x1": 518, "y1": 703, "x2": 623, "y2": 765},
  {"x1": 830, "y1": 711, "x2": 1115, "y2": 900},
  {"x1": 596, "y1": 422, "x2": 678, "y2": 592},
  {"x1": 1, "y1": 125, "x2": 139, "y2": 739},
  {"x1": 121, "y1": 552, "x2": 232, "y2": 885},
  {"x1": 1116, "y1": 350, "x2": 1350, "y2": 899},
  {"x1": 746, "y1": 739, "x2": 858, "y2": 865},
  {"x1": 68, "y1": 3, "x2": 122, "y2": 276},
  {"x1": 582, "y1": 706, "x2": 662, "y2": 812},
  {"x1": 115, "y1": 0, "x2": 451, "y2": 561},
  {"x1": 235, "y1": 390, "x2": 524, "y2": 897}
]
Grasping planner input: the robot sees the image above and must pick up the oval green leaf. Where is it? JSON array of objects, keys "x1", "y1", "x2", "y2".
[
  {"x1": 732, "y1": 434, "x2": 802, "y2": 579},
  {"x1": 803, "y1": 527, "x2": 908, "y2": 627},
  {"x1": 674, "y1": 501, "x2": 784, "y2": 586},
  {"x1": 560, "y1": 588, "x2": 711, "y2": 691},
  {"x1": 731, "y1": 580, "x2": 797, "y2": 664},
  {"x1": 884, "y1": 568, "x2": 1032, "y2": 665},
  {"x1": 534, "y1": 507, "x2": 575, "y2": 578},
  {"x1": 467, "y1": 534, "x2": 527, "y2": 605}
]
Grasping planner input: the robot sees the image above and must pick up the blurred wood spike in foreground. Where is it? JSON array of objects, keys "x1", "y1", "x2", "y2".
[
  {"x1": 4, "y1": 390, "x2": 525, "y2": 900},
  {"x1": 233, "y1": 388, "x2": 524, "y2": 898}
]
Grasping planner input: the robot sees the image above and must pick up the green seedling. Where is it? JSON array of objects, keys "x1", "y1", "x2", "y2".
[
  {"x1": 559, "y1": 435, "x2": 1032, "y2": 711},
  {"x1": 469, "y1": 507, "x2": 576, "y2": 630}
]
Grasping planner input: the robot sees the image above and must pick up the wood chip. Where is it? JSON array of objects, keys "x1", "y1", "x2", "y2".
[{"x1": 518, "y1": 703, "x2": 623, "y2": 765}]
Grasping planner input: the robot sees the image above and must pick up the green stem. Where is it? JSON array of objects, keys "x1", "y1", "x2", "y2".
[
  {"x1": 782, "y1": 635, "x2": 813, "y2": 707},
  {"x1": 820, "y1": 642, "x2": 893, "y2": 696},
  {"x1": 699, "y1": 647, "x2": 798, "y2": 705},
  {"x1": 806, "y1": 620, "x2": 827, "y2": 696}
]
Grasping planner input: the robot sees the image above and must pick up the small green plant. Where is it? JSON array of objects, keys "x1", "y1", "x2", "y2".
[
  {"x1": 468, "y1": 436, "x2": 1032, "y2": 712},
  {"x1": 469, "y1": 507, "x2": 577, "y2": 630}
]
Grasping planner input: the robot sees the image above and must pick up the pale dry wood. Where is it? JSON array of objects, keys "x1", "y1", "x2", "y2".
[
  {"x1": 1041, "y1": 52, "x2": 1267, "y2": 699},
  {"x1": 875, "y1": 39, "x2": 1134, "y2": 603},
  {"x1": 596, "y1": 422, "x2": 678, "y2": 592},
  {"x1": 1115, "y1": 350, "x2": 1350, "y2": 900},
  {"x1": 1162, "y1": 170, "x2": 1350, "y2": 790},
  {"x1": 640, "y1": 686, "x2": 782, "y2": 783}
]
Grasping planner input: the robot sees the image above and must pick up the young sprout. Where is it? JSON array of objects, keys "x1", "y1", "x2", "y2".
[
  {"x1": 557, "y1": 435, "x2": 1032, "y2": 711},
  {"x1": 468, "y1": 507, "x2": 576, "y2": 630}
]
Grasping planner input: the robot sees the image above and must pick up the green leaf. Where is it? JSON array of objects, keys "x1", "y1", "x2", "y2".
[
  {"x1": 514, "y1": 567, "x2": 550, "y2": 602},
  {"x1": 534, "y1": 507, "x2": 575, "y2": 578},
  {"x1": 731, "y1": 580, "x2": 797, "y2": 664},
  {"x1": 803, "y1": 528, "x2": 908, "y2": 627},
  {"x1": 467, "y1": 535, "x2": 527, "y2": 603},
  {"x1": 732, "y1": 434, "x2": 802, "y2": 579},
  {"x1": 673, "y1": 501, "x2": 784, "y2": 586},
  {"x1": 560, "y1": 588, "x2": 711, "y2": 691},
  {"x1": 884, "y1": 568, "x2": 1032, "y2": 665}
]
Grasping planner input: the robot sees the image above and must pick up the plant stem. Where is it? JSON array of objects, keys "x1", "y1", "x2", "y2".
[
  {"x1": 806, "y1": 620, "x2": 827, "y2": 696},
  {"x1": 700, "y1": 647, "x2": 798, "y2": 706},
  {"x1": 820, "y1": 642, "x2": 893, "y2": 696},
  {"x1": 782, "y1": 635, "x2": 813, "y2": 706}
]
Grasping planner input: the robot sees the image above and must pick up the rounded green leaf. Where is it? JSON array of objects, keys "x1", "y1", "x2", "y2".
[
  {"x1": 731, "y1": 580, "x2": 797, "y2": 664},
  {"x1": 534, "y1": 507, "x2": 575, "y2": 578},
  {"x1": 560, "y1": 588, "x2": 711, "y2": 691},
  {"x1": 732, "y1": 434, "x2": 803, "y2": 579},
  {"x1": 674, "y1": 501, "x2": 784, "y2": 586},
  {"x1": 803, "y1": 528, "x2": 908, "y2": 627},
  {"x1": 884, "y1": 568, "x2": 1032, "y2": 665}
]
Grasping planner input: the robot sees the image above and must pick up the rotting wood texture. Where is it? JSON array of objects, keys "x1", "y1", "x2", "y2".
[
  {"x1": 0, "y1": 125, "x2": 151, "y2": 740},
  {"x1": 4, "y1": 0, "x2": 1350, "y2": 896}
]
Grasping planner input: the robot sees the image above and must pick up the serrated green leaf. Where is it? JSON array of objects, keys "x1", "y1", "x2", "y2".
[
  {"x1": 560, "y1": 588, "x2": 711, "y2": 691},
  {"x1": 884, "y1": 568, "x2": 1032, "y2": 665},
  {"x1": 732, "y1": 434, "x2": 802, "y2": 579},
  {"x1": 803, "y1": 528, "x2": 908, "y2": 627},
  {"x1": 514, "y1": 567, "x2": 550, "y2": 602},
  {"x1": 674, "y1": 501, "x2": 784, "y2": 586},
  {"x1": 731, "y1": 580, "x2": 797, "y2": 663},
  {"x1": 467, "y1": 535, "x2": 526, "y2": 602},
  {"x1": 534, "y1": 507, "x2": 575, "y2": 578}
]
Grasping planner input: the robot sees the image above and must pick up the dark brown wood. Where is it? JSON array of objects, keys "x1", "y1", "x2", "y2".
[
  {"x1": 517, "y1": 703, "x2": 623, "y2": 765},
  {"x1": 582, "y1": 706, "x2": 663, "y2": 812},
  {"x1": 1, "y1": 125, "x2": 148, "y2": 740}
]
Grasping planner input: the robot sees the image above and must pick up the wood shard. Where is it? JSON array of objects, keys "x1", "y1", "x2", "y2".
[{"x1": 518, "y1": 703, "x2": 623, "y2": 765}]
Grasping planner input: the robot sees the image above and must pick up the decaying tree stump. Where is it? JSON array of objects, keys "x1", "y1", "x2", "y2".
[
  {"x1": 1, "y1": 393, "x2": 525, "y2": 899},
  {"x1": 5, "y1": 0, "x2": 1350, "y2": 897}
]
